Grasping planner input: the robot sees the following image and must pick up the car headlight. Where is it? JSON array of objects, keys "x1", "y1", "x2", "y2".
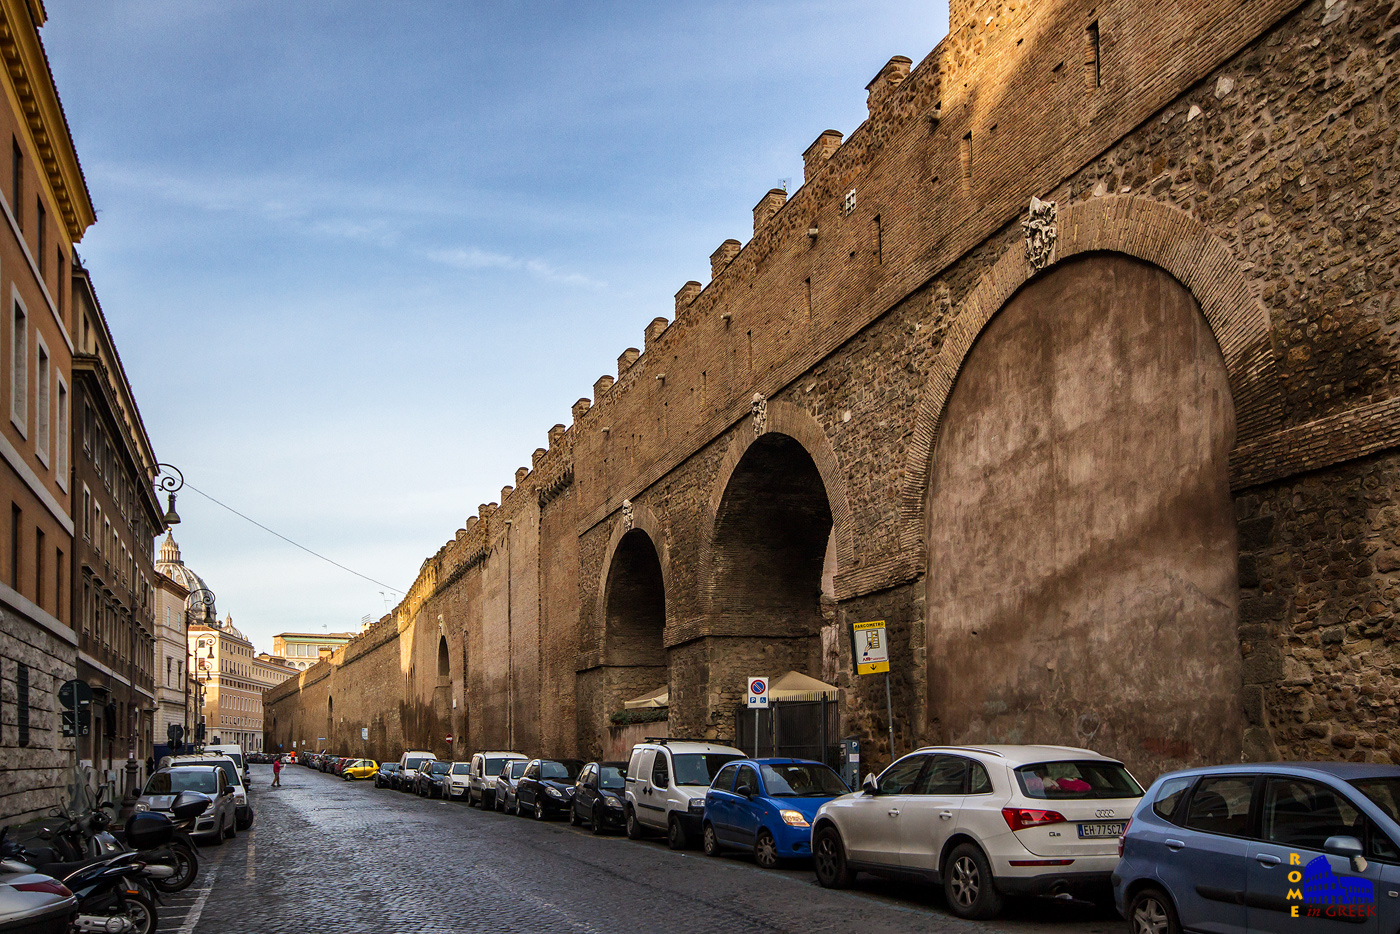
[
  {"x1": 780, "y1": 809, "x2": 810, "y2": 828},
  {"x1": 605, "y1": 796, "x2": 624, "y2": 808},
  {"x1": 546, "y1": 787, "x2": 564, "y2": 798},
  {"x1": 688, "y1": 799, "x2": 705, "y2": 812},
  {"x1": 134, "y1": 802, "x2": 149, "y2": 811}
]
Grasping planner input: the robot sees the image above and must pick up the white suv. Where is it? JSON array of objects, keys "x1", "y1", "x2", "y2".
[
  {"x1": 810, "y1": 745, "x2": 1144, "y2": 919},
  {"x1": 625, "y1": 739, "x2": 743, "y2": 849}
]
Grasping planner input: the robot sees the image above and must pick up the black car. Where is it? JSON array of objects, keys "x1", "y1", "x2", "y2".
[
  {"x1": 374, "y1": 762, "x2": 401, "y2": 789},
  {"x1": 570, "y1": 761, "x2": 627, "y2": 834},
  {"x1": 516, "y1": 759, "x2": 583, "y2": 820},
  {"x1": 416, "y1": 760, "x2": 452, "y2": 798},
  {"x1": 495, "y1": 759, "x2": 531, "y2": 814}
]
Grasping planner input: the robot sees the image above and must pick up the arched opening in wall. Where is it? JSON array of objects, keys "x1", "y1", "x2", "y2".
[
  {"x1": 437, "y1": 636, "x2": 450, "y2": 686},
  {"x1": 602, "y1": 529, "x2": 667, "y2": 713},
  {"x1": 326, "y1": 696, "x2": 333, "y2": 750},
  {"x1": 708, "y1": 433, "x2": 833, "y2": 753},
  {"x1": 924, "y1": 253, "x2": 1242, "y2": 778}
]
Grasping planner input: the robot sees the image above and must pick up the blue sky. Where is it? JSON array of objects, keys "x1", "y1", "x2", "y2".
[{"x1": 42, "y1": 1, "x2": 948, "y2": 653}]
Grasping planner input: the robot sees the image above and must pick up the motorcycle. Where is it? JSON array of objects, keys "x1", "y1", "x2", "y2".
[
  {"x1": 0, "y1": 847, "x2": 77, "y2": 933},
  {"x1": 0, "y1": 812, "x2": 178, "y2": 934},
  {"x1": 95, "y1": 802, "x2": 199, "y2": 895}
]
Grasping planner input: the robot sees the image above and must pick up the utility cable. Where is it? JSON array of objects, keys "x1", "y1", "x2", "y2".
[{"x1": 182, "y1": 482, "x2": 403, "y2": 595}]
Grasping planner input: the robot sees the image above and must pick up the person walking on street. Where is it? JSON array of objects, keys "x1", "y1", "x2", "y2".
[{"x1": 272, "y1": 756, "x2": 282, "y2": 788}]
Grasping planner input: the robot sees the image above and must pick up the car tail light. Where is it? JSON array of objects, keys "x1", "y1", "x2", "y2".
[
  {"x1": 1002, "y1": 807, "x2": 1067, "y2": 832},
  {"x1": 15, "y1": 879, "x2": 72, "y2": 897},
  {"x1": 1118, "y1": 818, "x2": 1132, "y2": 857}
]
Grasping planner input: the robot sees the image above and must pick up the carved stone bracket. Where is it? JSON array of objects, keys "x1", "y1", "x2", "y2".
[
  {"x1": 751, "y1": 392, "x2": 768, "y2": 436},
  {"x1": 1022, "y1": 196, "x2": 1057, "y2": 270},
  {"x1": 620, "y1": 499, "x2": 634, "y2": 532}
]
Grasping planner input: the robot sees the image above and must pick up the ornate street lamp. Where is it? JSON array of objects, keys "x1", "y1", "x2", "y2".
[{"x1": 154, "y1": 463, "x2": 184, "y2": 526}]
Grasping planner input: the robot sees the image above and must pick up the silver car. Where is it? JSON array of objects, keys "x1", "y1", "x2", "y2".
[
  {"x1": 135, "y1": 766, "x2": 236, "y2": 843},
  {"x1": 494, "y1": 759, "x2": 531, "y2": 814}
]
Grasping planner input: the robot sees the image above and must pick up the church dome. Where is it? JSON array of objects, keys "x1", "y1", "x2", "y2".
[{"x1": 154, "y1": 533, "x2": 218, "y2": 624}]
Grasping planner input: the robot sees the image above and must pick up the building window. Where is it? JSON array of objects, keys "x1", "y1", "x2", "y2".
[
  {"x1": 11, "y1": 300, "x2": 27, "y2": 434},
  {"x1": 35, "y1": 338, "x2": 50, "y2": 466},
  {"x1": 36, "y1": 199, "x2": 45, "y2": 276},
  {"x1": 10, "y1": 138, "x2": 21, "y2": 226},
  {"x1": 10, "y1": 504, "x2": 20, "y2": 591},
  {"x1": 16, "y1": 662, "x2": 29, "y2": 747},
  {"x1": 55, "y1": 548, "x2": 63, "y2": 621},
  {"x1": 34, "y1": 527, "x2": 44, "y2": 610},
  {"x1": 56, "y1": 378, "x2": 69, "y2": 486},
  {"x1": 56, "y1": 250, "x2": 65, "y2": 325}
]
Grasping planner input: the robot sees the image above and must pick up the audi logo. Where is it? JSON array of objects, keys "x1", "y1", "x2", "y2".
[{"x1": 1095, "y1": 809, "x2": 1116, "y2": 818}]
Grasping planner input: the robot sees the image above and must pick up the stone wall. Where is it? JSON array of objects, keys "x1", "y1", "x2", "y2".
[
  {"x1": 269, "y1": 0, "x2": 1400, "y2": 780},
  {"x1": 1, "y1": 593, "x2": 79, "y2": 823}
]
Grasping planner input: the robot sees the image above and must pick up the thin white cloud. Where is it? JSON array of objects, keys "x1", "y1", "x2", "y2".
[{"x1": 427, "y1": 246, "x2": 606, "y2": 289}]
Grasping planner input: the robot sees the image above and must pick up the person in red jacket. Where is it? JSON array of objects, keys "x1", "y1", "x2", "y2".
[{"x1": 272, "y1": 756, "x2": 282, "y2": 788}]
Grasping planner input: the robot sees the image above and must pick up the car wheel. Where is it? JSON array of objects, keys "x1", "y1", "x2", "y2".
[
  {"x1": 591, "y1": 805, "x2": 607, "y2": 836},
  {"x1": 569, "y1": 804, "x2": 583, "y2": 827},
  {"x1": 754, "y1": 829, "x2": 781, "y2": 869},
  {"x1": 667, "y1": 815, "x2": 689, "y2": 850},
  {"x1": 944, "y1": 842, "x2": 1003, "y2": 920},
  {"x1": 1128, "y1": 887, "x2": 1181, "y2": 934},
  {"x1": 535, "y1": 798, "x2": 547, "y2": 821},
  {"x1": 812, "y1": 826, "x2": 854, "y2": 888},
  {"x1": 702, "y1": 822, "x2": 721, "y2": 857},
  {"x1": 626, "y1": 807, "x2": 643, "y2": 840}
]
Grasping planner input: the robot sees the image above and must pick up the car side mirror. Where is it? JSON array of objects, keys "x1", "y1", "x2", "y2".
[
  {"x1": 861, "y1": 773, "x2": 879, "y2": 796},
  {"x1": 221, "y1": 786, "x2": 234, "y2": 797},
  {"x1": 1323, "y1": 835, "x2": 1367, "y2": 874}
]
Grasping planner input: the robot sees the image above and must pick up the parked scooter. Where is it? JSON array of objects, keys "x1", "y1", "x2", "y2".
[
  {"x1": 95, "y1": 798, "x2": 200, "y2": 894},
  {"x1": 0, "y1": 813, "x2": 174, "y2": 934},
  {"x1": 0, "y1": 848, "x2": 77, "y2": 932}
]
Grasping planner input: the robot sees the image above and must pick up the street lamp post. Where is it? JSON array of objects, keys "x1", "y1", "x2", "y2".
[{"x1": 185, "y1": 587, "x2": 216, "y2": 753}]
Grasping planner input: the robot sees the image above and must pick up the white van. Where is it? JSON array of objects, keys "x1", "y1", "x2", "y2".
[
  {"x1": 203, "y1": 744, "x2": 248, "y2": 784},
  {"x1": 624, "y1": 739, "x2": 743, "y2": 849},
  {"x1": 466, "y1": 751, "x2": 527, "y2": 808},
  {"x1": 397, "y1": 750, "x2": 438, "y2": 791}
]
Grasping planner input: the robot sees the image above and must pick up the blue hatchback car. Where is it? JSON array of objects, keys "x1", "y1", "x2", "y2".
[
  {"x1": 1114, "y1": 762, "x2": 1400, "y2": 934},
  {"x1": 702, "y1": 758, "x2": 851, "y2": 867}
]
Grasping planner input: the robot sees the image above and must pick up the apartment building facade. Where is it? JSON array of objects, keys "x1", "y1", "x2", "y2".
[
  {"x1": 0, "y1": 0, "x2": 97, "y2": 822},
  {"x1": 271, "y1": 631, "x2": 356, "y2": 671}
]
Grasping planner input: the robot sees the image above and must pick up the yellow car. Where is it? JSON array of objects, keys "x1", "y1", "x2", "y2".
[{"x1": 342, "y1": 759, "x2": 378, "y2": 781}]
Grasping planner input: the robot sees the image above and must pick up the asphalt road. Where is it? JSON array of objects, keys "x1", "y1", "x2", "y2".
[{"x1": 181, "y1": 764, "x2": 1123, "y2": 933}]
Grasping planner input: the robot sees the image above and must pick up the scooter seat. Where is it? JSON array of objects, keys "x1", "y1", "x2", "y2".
[{"x1": 39, "y1": 854, "x2": 121, "y2": 880}]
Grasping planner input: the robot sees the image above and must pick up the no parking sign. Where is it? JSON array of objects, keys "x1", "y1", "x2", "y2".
[{"x1": 746, "y1": 677, "x2": 769, "y2": 709}]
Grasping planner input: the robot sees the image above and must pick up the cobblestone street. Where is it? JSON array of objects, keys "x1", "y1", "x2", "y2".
[{"x1": 179, "y1": 765, "x2": 1120, "y2": 933}]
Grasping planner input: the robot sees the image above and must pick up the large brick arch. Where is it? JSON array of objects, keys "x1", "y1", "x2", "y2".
[
  {"x1": 899, "y1": 195, "x2": 1281, "y2": 559},
  {"x1": 594, "y1": 499, "x2": 672, "y2": 635}
]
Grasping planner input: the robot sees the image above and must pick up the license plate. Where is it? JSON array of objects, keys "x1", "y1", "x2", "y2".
[{"x1": 1078, "y1": 821, "x2": 1126, "y2": 838}]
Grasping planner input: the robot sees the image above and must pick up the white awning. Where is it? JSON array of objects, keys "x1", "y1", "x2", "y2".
[
  {"x1": 623, "y1": 685, "x2": 669, "y2": 709},
  {"x1": 768, "y1": 670, "x2": 839, "y2": 701}
]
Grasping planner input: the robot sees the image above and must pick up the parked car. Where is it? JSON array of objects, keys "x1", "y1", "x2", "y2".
[
  {"x1": 169, "y1": 752, "x2": 255, "y2": 831},
  {"x1": 495, "y1": 759, "x2": 531, "y2": 815},
  {"x1": 135, "y1": 765, "x2": 236, "y2": 843},
  {"x1": 342, "y1": 759, "x2": 378, "y2": 781},
  {"x1": 443, "y1": 761, "x2": 472, "y2": 800},
  {"x1": 416, "y1": 760, "x2": 453, "y2": 798},
  {"x1": 398, "y1": 751, "x2": 438, "y2": 791},
  {"x1": 1114, "y1": 762, "x2": 1400, "y2": 934},
  {"x1": 810, "y1": 745, "x2": 1143, "y2": 919},
  {"x1": 203, "y1": 744, "x2": 249, "y2": 784},
  {"x1": 571, "y1": 761, "x2": 628, "y2": 834},
  {"x1": 625, "y1": 739, "x2": 744, "y2": 849},
  {"x1": 703, "y1": 758, "x2": 849, "y2": 867},
  {"x1": 516, "y1": 759, "x2": 584, "y2": 820},
  {"x1": 467, "y1": 752, "x2": 527, "y2": 809},
  {"x1": 374, "y1": 763, "x2": 401, "y2": 789}
]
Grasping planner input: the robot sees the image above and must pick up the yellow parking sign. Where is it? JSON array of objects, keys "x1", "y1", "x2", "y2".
[{"x1": 853, "y1": 620, "x2": 889, "y2": 675}]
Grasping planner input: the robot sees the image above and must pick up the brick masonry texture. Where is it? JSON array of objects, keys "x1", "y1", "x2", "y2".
[{"x1": 269, "y1": 0, "x2": 1400, "y2": 778}]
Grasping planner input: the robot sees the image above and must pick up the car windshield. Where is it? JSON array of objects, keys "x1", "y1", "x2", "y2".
[
  {"x1": 192, "y1": 760, "x2": 240, "y2": 788},
  {"x1": 1350, "y1": 777, "x2": 1400, "y2": 822},
  {"x1": 405, "y1": 758, "x2": 428, "y2": 771},
  {"x1": 506, "y1": 761, "x2": 529, "y2": 779},
  {"x1": 226, "y1": 753, "x2": 243, "y2": 769},
  {"x1": 761, "y1": 763, "x2": 850, "y2": 797},
  {"x1": 673, "y1": 753, "x2": 743, "y2": 786},
  {"x1": 541, "y1": 761, "x2": 581, "y2": 781},
  {"x1": 428, "y1": 762, "x2": 451, "y2": 774},
  {"x1": 1015, "y1": 761, "x2": 1144, "y2": 800},
  {"x1": 383, "y1": 764, "x2": 399, "y2": 772},
  {"x1": 484, "y1": 758, "x2": 511, "y2": 777},
  {"x1": 452, "y1": 763, "x2": 470, "y2": 774},
  {"x1": 145, "y1": 770, "x2": 217, "y2": 795},
  {"x1": 598, "y1": 766, "x2": 626, "y2": 790}
]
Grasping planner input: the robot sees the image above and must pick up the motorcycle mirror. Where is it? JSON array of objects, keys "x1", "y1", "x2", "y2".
[{"x1": 170, "y1": 792, "x2": 209, "y2": 821}]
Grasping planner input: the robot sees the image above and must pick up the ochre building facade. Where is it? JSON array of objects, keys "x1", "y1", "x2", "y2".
[{"x1": 268, "y1": 0, "x2": 1400, "y2": 781}]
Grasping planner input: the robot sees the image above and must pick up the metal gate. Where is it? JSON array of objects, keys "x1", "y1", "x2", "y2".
[{"x1": 734, "y1": 698, "x2": 840, "y2": 770}]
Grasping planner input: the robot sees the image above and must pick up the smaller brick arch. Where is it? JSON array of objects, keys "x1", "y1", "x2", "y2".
[
  {"x1": 705, "y1": 398, "x2": 855, "y2": 575},
  {"x1": 899, "y1": 195, "x2": 1281, "y2": 560},
  {"x1": 595, "y1": 500, "x2": 672, "y2": 646}
]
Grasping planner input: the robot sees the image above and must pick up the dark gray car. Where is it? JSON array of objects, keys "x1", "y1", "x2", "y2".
[{"x1": 494, "y1": 759, "x2": 531, "y2": 815}]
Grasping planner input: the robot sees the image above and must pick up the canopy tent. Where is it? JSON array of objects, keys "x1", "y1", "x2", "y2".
[
  {"x1": 622, "y1": 685, "x2": 670, "y2": 709},
  {"x1": 768, "y1": 670, "x2": 840, "y2": 702}
]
